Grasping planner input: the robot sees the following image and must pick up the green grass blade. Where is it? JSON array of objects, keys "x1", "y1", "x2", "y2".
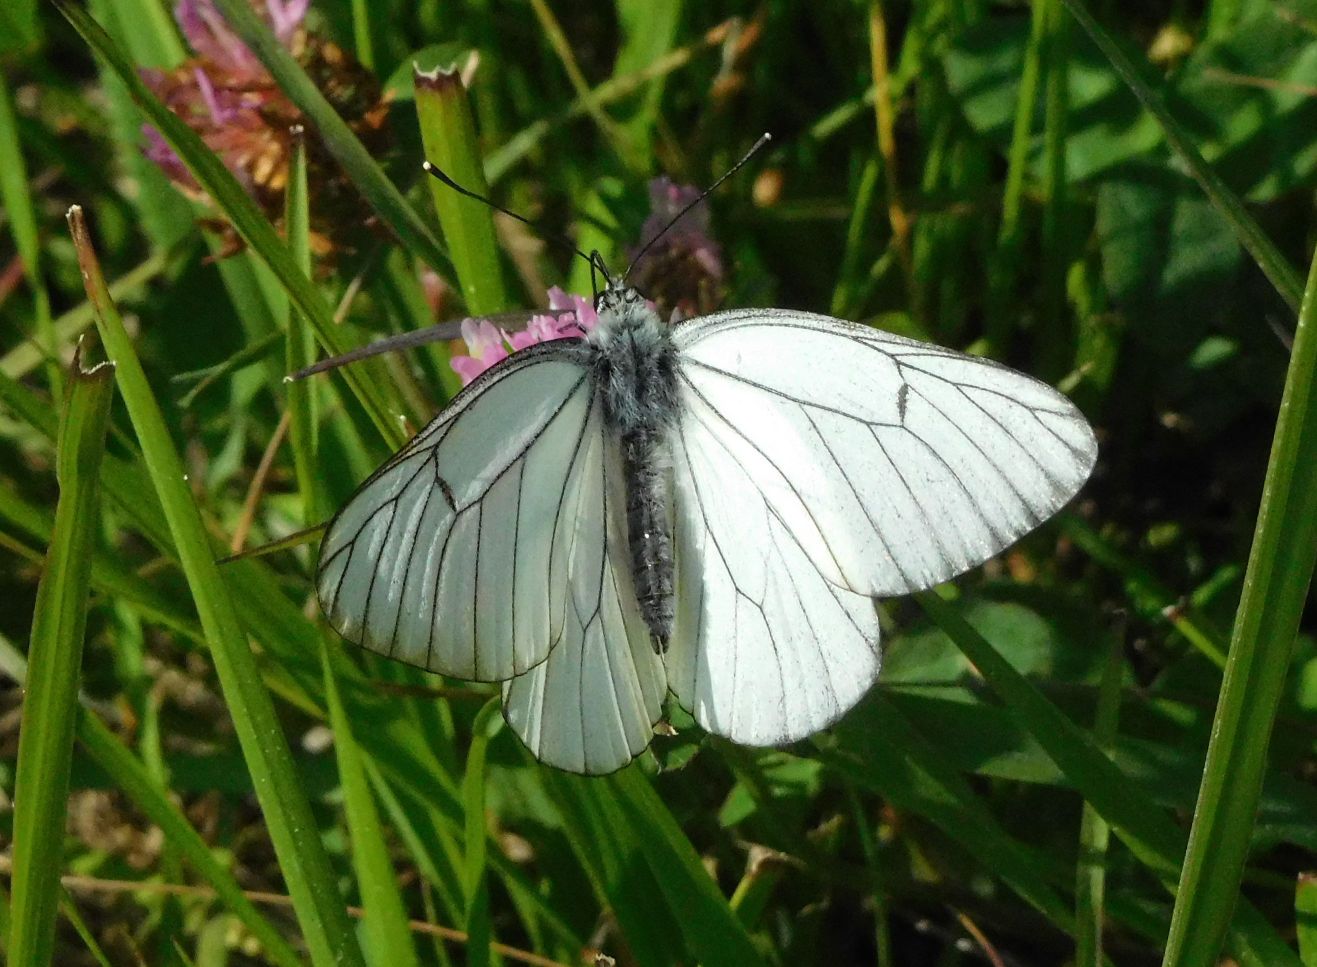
[
  {"x1": 1075, "y1": 630, "x2": 1124, "y2": 966},
  {"x1": 0, "y1": 70, "x2": 59, "y2": 398},
  {"x1": 416, "y1": 66, "x2": 511, "y2": 315},
  {"x1": 66, "y1": 205, "x2": 367, "y2": 967},
  {"x1": 321, "y1": 640, "x2": 422, "y2": 967},
  {"x1": 461, "y1": 700, "x2": 502, "y2": 967},
  {"x1": 610, "y1": 769, "x2": 768, "y2": 967},
  {"x1": 283, "y1": 127, "x2": 329, "y2": 526},
  {"x1": 1061, "y1": 515, "x2": 1228, "y2": 667},
  {"x1": 59, "y1": 892, "x2": 115, "y2": 967},
  {"x1": 206, "y1": 0, "x2": 451, "y2": 275},
  {"x1": 1058, "y1": 0, "x2": 1304, "y2": 313},
  {"x1": 52, "y1": 0, "x2": 407, "y2": 450},
  {"x1": 349, "y1": 0, "x2": 374, "y2": 69},
  {"x1": 483, "y1": 18, "x2": 737, "y2": 184},
  {"x1": 1298, "y1": 874, "x2": 1317, "y2": 964},
  {"x1": 1162, "y1": 240, "x2": 1317, "y2": 965},
  {"x1": 987, "y1": 0, "x2": 1047, "y2": 350},
  {"x1": 0, "y1": 488, "x2": 205, "y2": 646},
  {"x1": 7, "y1": 345, "x2": 114, "y2": 966},
  {"x1": 1038, "y1": 0, "x2": 1072, "y2": 376}
]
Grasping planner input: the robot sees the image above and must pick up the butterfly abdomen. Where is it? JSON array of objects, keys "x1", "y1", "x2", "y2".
[
  {"x1": 620, "y1": 428, "x2": 675, "y2": 649},
  {"x1": 590, "y1": 287, "x2": 679, "y2": 649}
]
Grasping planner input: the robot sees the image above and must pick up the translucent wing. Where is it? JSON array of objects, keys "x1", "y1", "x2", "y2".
[
  {"x1": 668, "y1": 408, "x2": 881, "y2": 745},
  {"x1": 501, "y1": 410, "x2": 666, "y2": 774},
  {"x1": 317, "y1": 344, "x2": 596, "y2": 681},
  {"x1": 666, "y1": 309, "x2": 1096, "y2": 744},
  {"x1": 672, "y1": 310, "x2": 1097, "y2": 597}
]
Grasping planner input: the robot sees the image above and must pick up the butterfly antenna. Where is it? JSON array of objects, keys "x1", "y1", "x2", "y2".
[
  {"x1": 422, "y1": 161, "x2": 612, "y2": 293},
  {"x1": 622, "y1": 132, "x2": 772, "y2": 283}
]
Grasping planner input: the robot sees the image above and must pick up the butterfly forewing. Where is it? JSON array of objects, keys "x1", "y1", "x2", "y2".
[
  {"x1": 671, "y1": 310, "x2": 1097, "y2": 597},
  {"x1": 317, "y1": 345, "x2": 597, "y2": 681}
]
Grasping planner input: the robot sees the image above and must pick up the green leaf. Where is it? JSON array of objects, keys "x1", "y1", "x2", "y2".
[
  {"x1": 8, "y1": 345, "x2": 114, "y2": 966},
  {"x1": 1059, "y1": 0, "x2": 1305, "y2": 313},
  {"x1": 942, "y1": 12, "x2": 1159, "y2": 182},
  {"x1": 1094, "y1": 166, "x2": 1243, "y2": 357},
  {"x1": 1178, "y1": 6, "x2": 1317, "y2": 201},
  {"x1": 1162, "y1": 233, "x2": 1317, "y2": 966},
  {"x1": 613, "y1": 0, "x2": 685, "y2": 145},
  {"x1": 66, "y1": 205, "x2": 366, "y2": 967}
]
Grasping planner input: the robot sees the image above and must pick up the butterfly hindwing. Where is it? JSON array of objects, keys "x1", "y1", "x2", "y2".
[
  {"x1": 501, "y1": 406, "x2": 667, "y2": 774},
  {"x1": 668, "y1": 397, "x2": 882, "y2": 746}
]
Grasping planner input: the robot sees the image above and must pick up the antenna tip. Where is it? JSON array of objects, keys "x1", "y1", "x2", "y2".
[{"x1": 421, "y1": 160, "x2": 435, "y2": 172}]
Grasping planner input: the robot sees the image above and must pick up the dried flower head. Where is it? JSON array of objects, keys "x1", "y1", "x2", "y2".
[
  {"x1": 451, "y1": 287, "x2": 598, "y2": 385},
  {"x1": 626, "y1": 176, "x2": 725, "y2": 321},
  {"x1": 140, "y1": 0, "x2": 390, "y2": 259}
]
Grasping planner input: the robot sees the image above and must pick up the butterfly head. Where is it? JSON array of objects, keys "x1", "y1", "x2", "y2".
[{"x1": 594, "y1": 281, "x2": 649, "y2": 318}]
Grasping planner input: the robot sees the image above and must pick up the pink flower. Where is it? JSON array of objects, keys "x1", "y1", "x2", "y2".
[
  {"x1": 627, "y1": 176, "x2": 725, "y2": 321},
  {"x1": 138, "y1": 0, "x2": 389, "y2": 260},
  {"x1": 450, "y1": 290, "x2": 600, "y2": 385}
]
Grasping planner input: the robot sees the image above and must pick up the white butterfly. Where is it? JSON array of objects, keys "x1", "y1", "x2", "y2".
[{"x1": 316, "y1": 278, "x2": 1097, "y2": 774}]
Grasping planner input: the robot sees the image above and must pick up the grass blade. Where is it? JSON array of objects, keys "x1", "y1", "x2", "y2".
[
  {"x1": 0, "y1": 70, "x2": 59, "y2": 397},
  {"x1": 7, "y1": 344, "x2": 114, "y2": 966},
  {"x1": 416, "y1": 66, "x2": 511, "y2": 315},
  {"x1": 610, "y1": 769, "x2": 768, "y2": 967},
  {"x1": 1075, "y1": 629, "x2": 1124, "y2": 966},
  {"x1": 1161, "y1": 242, "x2": 1317, "y2": 964},
  {"x1": 321, "y1": 640, "x2": 422, "y2": 967},
  {"x1": 283, "y1": 126, "x2": 329, "y2": 526},
  {"x1": 823, "y1": 700, "x2": 1075, "y2": 928},
  {"x1": 207, "y1": 0, "x2": 451, "y2": 275},
  {"x1": 66, "y1": 205, "x2": 367, "y2": 967},
  {"x1": 1298, "y1": 874, "x2": 1317, "y2": 964},
  {"x1": 0, "y1": 247, "x2": 176, "y2": 379},
  {"x1": 1059, "y1": 0, "x2": 1304, "y2": 313},
  {"x1": 52, "y1": 0, "x2": 407, "y2": 449},
  {"x1": 462, "y1": 700, "x2": 502, "y2": 967}
]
